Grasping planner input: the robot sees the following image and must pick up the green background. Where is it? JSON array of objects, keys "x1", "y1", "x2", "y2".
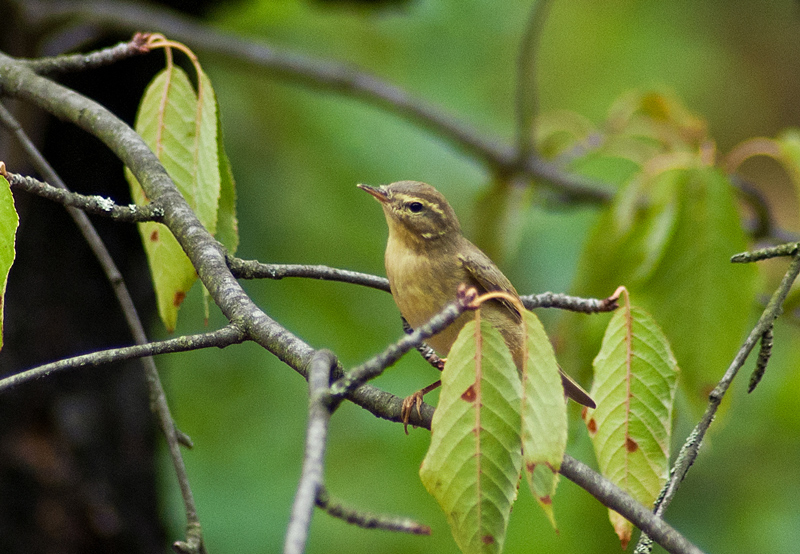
[{"x1": 153, "y1": 1, "x2": 800, "y2": 552}]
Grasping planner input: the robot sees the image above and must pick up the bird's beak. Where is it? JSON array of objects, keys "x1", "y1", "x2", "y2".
[{"x1": 357, "y1": 183, "x2": 389, "y2": 204}]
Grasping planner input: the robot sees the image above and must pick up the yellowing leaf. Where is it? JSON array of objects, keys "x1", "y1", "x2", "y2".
[
  {"x1": 584, "y1": 304, "x2": 678, "y2": 548},
  {"x1": 0, "y1": 175, "x2": 18, "y2": 350},
  {"x1": 520, "y1": 310, "x2": 567, "y2": 528},
  {"x1": 420, "y1": 318, "x2": 522, "y2": 554},
  {"x1": 125, "y1": 63, "x2": 224, "y2": 331}
]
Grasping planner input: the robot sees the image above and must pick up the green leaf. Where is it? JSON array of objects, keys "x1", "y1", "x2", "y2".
[
  {"x1": 125, "y1": 64, "x2": 223, "y2": 331},
  {"x1": 585, "y1": 303, "x2": 678, "y2": 548},
  {"x1": 193, "y1": 70, "x2": 223, "y2": 234},
  {"x1": 215, "y1": 104, "x2": 239, "y2": 255},
  {"x1": 420, "y1": 317, "x2": 522, "y2": 554},
  {"x1": 520, "y1": 310, "x2": 567, "y2": 528},
  {"x1": 0, "y1": 175, "x2": 18, "y2": 350}
]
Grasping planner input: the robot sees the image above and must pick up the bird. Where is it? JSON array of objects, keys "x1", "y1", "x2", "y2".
[{"x1": 359, "y1": 180, "x2": 595, "y2": 426}]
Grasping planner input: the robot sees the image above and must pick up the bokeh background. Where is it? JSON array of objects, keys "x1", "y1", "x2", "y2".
[
  {"x1": 3, "y1": 0, "x2": 800, "y2": 553},
  {"x1": 157, "y1": 1, "x2": 800, "y2": 552}
]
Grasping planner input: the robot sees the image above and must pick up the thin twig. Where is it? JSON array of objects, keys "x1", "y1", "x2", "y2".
[
  {"x1": 748, "y1": 326, "x2": 773, "y2": 393},
  {"x1": 402, "y1": 317, "x2": 445, "y2": 370},
  {"x1": 22, "y1": 32, "x2": 150, "y2": 74},
  {"x1": 285, "y1": 350, "x2": 337, "y2": 554},
  {"x1": 634, "y1": 252, "x2": 800, "y2": 553},
  {"x1": 0, "y1": 98, "x2": 208, "y2": 554},
  {"x1": 315, "y1": 486, "x2": 431, "y2": 535},
  {"x1": 229, "y1": 256, "x2": 622, "y2": 317},
  {"x1": 228, "y1": 256, "x2": 390, "y2": 292},
  {"x1": 521, "y1": 290, "x2": 620, "y2": 313},
  {"x1": 0, "y1": 325, "x2": 245, "y2": 393},
  {"x1": 3, "y1": 168, "x2": 164, "y2": 222},
  {"x1": 731, "y1": 242, "x2": 800, "y2": 263}
]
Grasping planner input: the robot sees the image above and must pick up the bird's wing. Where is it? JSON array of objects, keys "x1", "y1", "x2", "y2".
[{"x1": 458, "y1": 248, "x2": 522, "y2": 324}]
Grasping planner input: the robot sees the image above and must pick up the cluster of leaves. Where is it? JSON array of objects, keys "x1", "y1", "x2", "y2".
[
  {"x1": 540, "y1": 92, "x2": 761, "y2": 410},
  {"x1": 420, "y1": 291, "x2": 677, "y2": 552},
  {"x1": 429, "y1": 91, "x2": 800, "y2": 552}
]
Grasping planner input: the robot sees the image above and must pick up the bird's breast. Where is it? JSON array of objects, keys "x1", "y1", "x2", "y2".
[{"x1": 384, "y1": 239, "x2": 468, "y2": 354}]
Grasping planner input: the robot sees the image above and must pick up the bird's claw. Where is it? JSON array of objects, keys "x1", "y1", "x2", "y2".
[{"x1": 401, "y1": 391, "x2": 426, "y2": 435}]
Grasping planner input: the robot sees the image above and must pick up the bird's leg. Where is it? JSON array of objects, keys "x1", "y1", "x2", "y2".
[
  {"x1": 401, "y1": 380, "x2": 442, "y2": 434},
  {"x1": 400, "y1": 317, "x2": 446, "y2": 432}
]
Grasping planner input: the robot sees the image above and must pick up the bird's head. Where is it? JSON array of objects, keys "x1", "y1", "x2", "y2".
[{"x1": 358, "y1": 181, "x2": 462, "y2": 246}]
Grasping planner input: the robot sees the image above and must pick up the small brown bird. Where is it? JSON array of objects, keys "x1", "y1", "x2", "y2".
[{"x1": 359, "y1": 181, "x2": 595, "y2": 421}]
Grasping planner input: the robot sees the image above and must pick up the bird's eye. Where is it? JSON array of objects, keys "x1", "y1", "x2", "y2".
[{"x1": 408, "y1": 202, "x2": 424, "y2": 213}]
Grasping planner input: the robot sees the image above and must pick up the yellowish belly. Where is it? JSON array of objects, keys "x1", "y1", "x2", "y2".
[{"x1": 385, "y1": 241, "x2": 521, "y2": 364}]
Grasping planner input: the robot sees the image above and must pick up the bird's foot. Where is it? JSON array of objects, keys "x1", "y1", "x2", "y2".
[{"x1": 400, "y1": 380, "x2": 442, "y2": 434}]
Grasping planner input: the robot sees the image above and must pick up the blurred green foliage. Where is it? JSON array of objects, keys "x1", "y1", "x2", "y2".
[{"x1": 153, "y1": 0, "x2": 800, "y2": 552}]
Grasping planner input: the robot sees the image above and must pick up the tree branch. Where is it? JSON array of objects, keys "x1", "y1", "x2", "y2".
[
  {"x1": 285, "y1": 349, "x2": 337, "y2": 554},
  {"x1": 731, "y1": 242, "x2": 800, "y2": 263},
  {"x1": 229, "y1": 255, "x2": 621, "y2": 315},
  {"x1": 22, "y1": 32, "x2": 151, "y2": 74},
  {"x1": 0, "y1": 325, "x2": 245, "y2": 393},
  {"x1": 748, "y1": 325, "x2": 773, "y2": 393},
  {"x1": 561, "y1": 456, "x2": 704, "y2": 554},
  {"x1": 329, "y1": 288, "x2": 477, "y2": 403},
  {"x1": 16, "y1": 0, "x2": 614, "y2": 204},
  {"x1": 1, "y1": 166, "x2": 165, "y2": 222},
  {"x1": 228, "y1": 256, "x2": 390, "y2": 292},
  {"x1": 521, "y1": 289, "x2": 620, "y2": 313},
  {"x1": 315, "y1": 486, "x2": 430, "y2": 535}
]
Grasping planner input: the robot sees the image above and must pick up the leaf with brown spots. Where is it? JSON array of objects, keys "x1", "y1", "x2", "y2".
[
  {"x1": 124, "y1": 54, "x2": 237, "y2": 331},
  {"x1": 584, "y1": 300, "x2": 679, "y2": 547},
  {"x1": 420, "y1": 318, "x2": 522, "y2": 554}
]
